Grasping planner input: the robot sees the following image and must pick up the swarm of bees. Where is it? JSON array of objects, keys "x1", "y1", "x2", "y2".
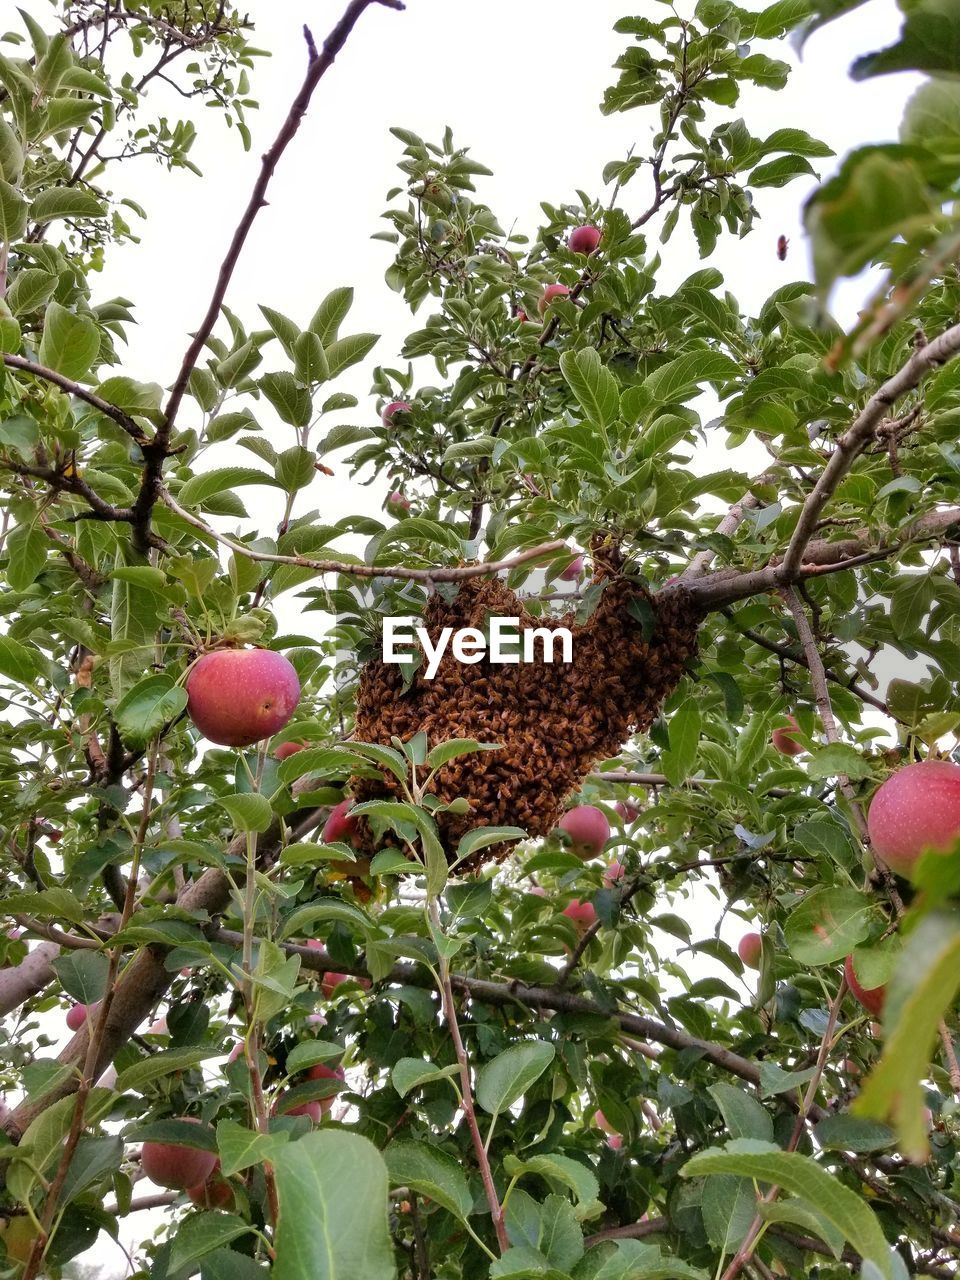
[{"x1": 351, "y1": 542, "x2": 702, "y2": 871}]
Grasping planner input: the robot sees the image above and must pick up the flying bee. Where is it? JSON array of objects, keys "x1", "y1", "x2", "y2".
[{"x1": 777, "y1": 235, "x2": 789, "y2": 262}]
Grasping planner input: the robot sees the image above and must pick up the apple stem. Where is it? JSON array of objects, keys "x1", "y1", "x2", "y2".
[{"x1": 426, "y1": 898, "x2": 509, "y2": 1254}]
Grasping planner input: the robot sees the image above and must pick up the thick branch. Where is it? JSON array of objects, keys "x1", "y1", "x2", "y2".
[
  {"x1": 779, "y1": 320, "x2": 960, "y2": 581},
  {"x1": 0, "y1": 942, "x2": 60, "y2": 1017}
]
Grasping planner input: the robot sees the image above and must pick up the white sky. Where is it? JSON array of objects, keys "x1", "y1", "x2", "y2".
[{"x1": 7, "y1": 2, "x2": 924, "y2": 1274}]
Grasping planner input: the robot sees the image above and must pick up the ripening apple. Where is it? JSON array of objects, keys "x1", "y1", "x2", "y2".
[
  {"x1": 558, "y1": 553, "x2": 584, "y2": 582},
  {"x1": 386, "y1": 490, "x2": 411, "y2": 516},
  {"x1": 146, "y1": 1016, "x2": 168, "y2": 1036},
  {"x1": 382, "y1": 400, "x2": 412, "y2": 427},
  {"x1": 772, "y1": 714, "x2": 804, "y2": 757},
  {"x1": 594, "y1": 1109, "x2": 617, "y2": 1136},
  {"x1": 141, "y1": 1118, "x2": 217, "y2": 1190},
  {"x1": 604, "y1": 860, "x2": 626, "y2": 889},
  {"x1": 528, "y1": 884, "x2": 547, "y2": 897},
  {"x1": 614, "y1": 800, "x2": 641, "y2": 823},
  {"x1": 516, "y1": 309, "x2": 529, "y2": 323},
  {"x1": 558, "y1": 805, "x2": 610, "y2": 859},
  {"x1": 306, "y1": 1062, "x2": 346, "y2": 1115},
  {"x1": 568, "y1": 224, "x2": 601, "y2": 255},
  {"x1": 273, "y1": 739, "x2": 307, "y2": 760},
  {"x1": 320, "y1": 971, "x2": 371, "y2": 1000},
  {"x1": 322, "y1": 798, "x2": 360, "y2": 847},
  {"x1": 274, "y1": 1095, "x2": 323, "y2": 1123},
  {"x1": 538, "y1": 283, "x2": 571, "y2": 317},
  {"x1": 866, "y1": 759, "x2": 960, "y2": 877},
  {"x1": 66, "y1": 1002, "x2": 89, "y2": 1031},
  {"x1": 844, "y1": 954, "x2": 885, "y2": 1016},
  {"x1": 606, "y1": 1134, "x2": 623, "y2": 1151},
  {"x1": 188, "y1": 1162, "x2": 234, "y2": 1210},
  {"x1": 186, "y1": 648, "x2": 300, "y2": 747},
  {"x1": 563, "y1": 899, "x2": 598, "y2": 932},
  {"x1": 738, "y1": 932, "x2": 763, "y2": 970}
]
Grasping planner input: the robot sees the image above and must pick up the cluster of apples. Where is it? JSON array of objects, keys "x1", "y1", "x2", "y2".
[
  {"x1": 739, "y1": 756, "x2": 960, "y2": 1020},
  {"x1": 551, "y1": 801, "x2": 638, "y2": 933}
]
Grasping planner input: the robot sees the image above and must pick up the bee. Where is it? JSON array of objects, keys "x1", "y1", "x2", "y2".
[{"x1": 777, "y1": 235, "x2": 789, "y2": 262}]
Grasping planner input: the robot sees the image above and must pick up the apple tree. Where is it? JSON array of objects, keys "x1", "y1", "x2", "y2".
[{"x1": 2, "y1": 0, "x2": 960, "y2": 1277}]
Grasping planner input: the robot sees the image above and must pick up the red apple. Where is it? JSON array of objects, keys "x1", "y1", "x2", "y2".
[
  {"x1": 386, "y1": 490, "x2": 411, "y2": 516},
  {"x1": 382, "y1": 400, "x2": 412, "y2": 427},
  {"x1": 516, "y1": 309, "x2": 528, "y2": 323},
  {"x1": 558, "y1": 553, "x2": 584, "y2": 582},
  {"x1": 867, "y1": 759, "x2": 960, "y2": 877},
  {"x1": 772, "y1": 714, "x2": 804, "y2": 757},
  {"x1": 305, "y1": 1062, "x2": 346, "y2": 1116},
  {"x1": 738, "y1": 932, "x2": 763, "y2": 970},
  {"x1": 568, "y1": 224, "x2": 601, "y2": 255},
  {"x1": 844, "y1": 954, "x2": 886, "y2": 1016},
  {"x1": 323, "y1": 798, "x2": 360, "y2": 847},
  {"x1": 558, "y1": 805, "x2": 610, "y2": 860},
  {"x1": 604, "y1": 860, "x2": 626, "y2": 889},
  {"x1": 321, "y1": 971, "x2": 370, "y2": 1000},
  {"x1": 614, "y1": 800, "x2": 641, "y2": 823},
  {"x1": 538, "y1": 283, "x2": 571, "y2": 317},
  {"x1": 528, "y1": 884, "x2": 547, "y2": 897},
  {"x1": 274, "y1": 740, "x2": 307, "y2": 760},
  {"x1": 607, "y1": 1134, "x2": 623, "y2": 1151},
  {"x1": 594, "y1": 1109, "x2": 617, "y2": 1135},
  {"x1": 275, "y1": 1096, "x2": 323, "y2": 1123},
  {"x1": 563, "y1": 899, "x2": 598, "y2": 932},
  {"x1": 188, "y1": 1162, "x2": 234, "y2": 1209},
  {"x1": 141, "y1": 1118, "x2": 216, "y2": 1191},
  {"x1": 186, "y1": 648, "x2": 300, "y2": 748},
  {"x1": 66, "y1": 1003, "x2": 89, "y2": 1031}
]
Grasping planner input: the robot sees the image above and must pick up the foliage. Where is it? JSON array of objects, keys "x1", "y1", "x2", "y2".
[{"x1": 0, "y1": 1, "x2": 959, "y2": 1278}]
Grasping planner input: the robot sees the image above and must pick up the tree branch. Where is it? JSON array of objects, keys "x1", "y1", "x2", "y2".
[
  {"x1": 779, "y1": 319, "x2": 960, "y2": 582},
  {"x1": 1, "y1": 354, "x2": 149, "y2": 445},
  {"x1": 130, "y1": 0, "x2": 404, "y2": 554}
]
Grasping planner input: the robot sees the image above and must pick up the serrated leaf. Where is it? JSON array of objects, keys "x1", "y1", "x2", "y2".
[
  {"x1": 114, "y1": 674, "x2": 188, "y2": 746},
  {"x1": 384, "y1": 1141, "x2": 473, "y2": 1223},
  {"x1": 391, "y1": 1057, "x2": 460, "y2": 1097},
  {"x1": 38, "y1": 301, "x2": 100, "y2": 380},
  {"x1": 476, "y1": 1040, "x2": 555, "y2": 1117},
  {"x1": 116, "y1": 1047, "x2": 215, "y2": 1094},
  {"x1": 218, "y1": 793, "x2": 274, "y2": 833}
]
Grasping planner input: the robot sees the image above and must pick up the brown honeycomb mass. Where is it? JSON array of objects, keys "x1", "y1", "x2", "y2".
[{"x1": 352, "y1": 545, "x2": 702, "y2": 871}]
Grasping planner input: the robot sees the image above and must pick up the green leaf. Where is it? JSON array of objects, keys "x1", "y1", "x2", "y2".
[
  {"x1": 218, "y1": 793, "x2": 274, "y2": 833},
  {"x1": 177, "y1": 466, "x2": 279, "y2": 508},
  {"x1": 476, "y1": 1040, "x2": 556, "y2": 1117},
  {"x1": 661, "y1": 698, "x2": 700, "y2": 787},
  {"x1": 503, "y1": 1153, "x2": 600, "y2": 1207},
  {"x1": 7, "y1": 1089, "x2": 113, "y2": 1203},
  {"x1": 38, "y1": 301, "x2": 100, "y2": 380},
  {"x1": 5, "y1": 521, "x2": 47, "y2": 590},
  {"x1": 384, "y1": 1141, "x2": 473, "y2": 1223},
  {"x1": 59, "y1": 1134, "x2": 123, "y2": 1205},
  {"x1": 559, "y1": 348, "x2": 620, "y2": 428},
  {"x1": 851, "y1": 0, "x2": 960, "y2": 79},
  {"x1": 6, "y1": 268, "x2": 58, "y2": 315},
  {"x1": 426, "y1": 738, "x2": 502, "y2": 769},
  {"x1": 116, "y1": 1047, "x2": 215, "y2": 1094},
  {"x1": 455, "y1": 825, "x2": 527, "y2": 863},
  {"x1": 784, "y1": 886, "x2": 872, "y2": 964},
  {"x1": 114, "y1": 674, "x2": 188, "y2": 746},
  {"x1": 308, "y1": 287, "x2": 354, "y2": 345},
  {"x1": 216, "y1": 1119, "x2": 289, "y2": 1177},
  {"x1": 323, "y1": 332, "x2": 379, "y2": 380},
  {"x1": 756, "y1": 1198, "x2": 844, "y2": 1259},
  {"x1": 0, "y1": 632, "x2": 43, "y2": 683},
  {"x1": 707, "y1": 1083, "x2": 774, "y2": 1143},
  {"x1": 294, "y1": 330, "x2": 329, "y2": 384},
  {"x1": 30, "y1": 186, "x2": 107, "y2": 224},
  {"x1": 391, "y1": 1057, "x2": 461, "y2": 1097},
  {"x1": 52, "y1": 951, "x2": 109, "y2": 1004},
  {"x1": 273, "y1": 1131, "x2": 395, "y2": 1280},
  {"x1": 260, "y1": 371, "x2": 312, "y2": 427},
  {"x1": 813, "y1": 1113, "x2": 897, "y2": 1153},
  {"x1": 806, "y1": 742, "x2": 873, "y2": 781},
  {"x1": 680, "y1": 1140, "x2": 894, "y2": 1278},
  {"x1": 284, "y1": 1041, "x2": 345, "y2": 1074},
  {"x1": 855, "y1": 910, "x2": 960, "y2": 1160},
  {"x1": 0, "y1": 176, "x2": 28, "y2": 241},
  {"x1": 806, "y1": 150, "x2": 936, "y2": 294},
  {"x1": 642, "y1": 351, "x2": 739, "y2": 405},
  {"x1": 169, "y1": 1213, "x2": 254, "y2": 1274}
]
